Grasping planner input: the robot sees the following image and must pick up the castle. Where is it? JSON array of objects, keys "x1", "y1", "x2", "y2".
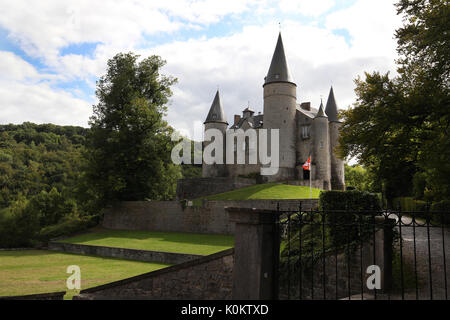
[{"x1": 201, "y1": 33, "x2": 345, "y2": 191}]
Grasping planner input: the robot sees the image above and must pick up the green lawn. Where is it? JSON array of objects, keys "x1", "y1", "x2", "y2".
[
  {"x1": 195, "y1": 183, "x2": 322, "y2": 203},
  {"x1": 0, "y1": 250, "x2": 169, "y2": 299},
  {"x1": 59, "y1": 229, "x2": 235, "y2": 255}
]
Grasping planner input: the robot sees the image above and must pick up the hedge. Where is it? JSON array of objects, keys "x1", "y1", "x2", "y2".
[
  {"x1": 319, "y1": 190, "x2": 381, "y2": 248},
  {"x1": 319, "y1": 190, "x2": 381, "y2": 211}
]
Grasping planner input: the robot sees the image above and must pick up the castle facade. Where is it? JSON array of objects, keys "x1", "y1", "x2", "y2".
[{"x1": 201, "y1": 33, "x2": 345, "y2": 191}]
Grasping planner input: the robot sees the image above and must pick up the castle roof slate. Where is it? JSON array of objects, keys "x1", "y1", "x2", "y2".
[
  {"x1": 325, "y1": 86, "x2": 339, "y2": 122},
  {"x1": 264, "y1": 33, "x2": 295, "y2": 86},
  {"x1": 204, "y1": 90, "x2": 228, "y2": 125}
]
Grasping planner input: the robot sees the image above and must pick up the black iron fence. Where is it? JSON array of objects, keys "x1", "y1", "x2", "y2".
[{"x1": 275, "y1": 202, "x2": 449, "y2": 300}]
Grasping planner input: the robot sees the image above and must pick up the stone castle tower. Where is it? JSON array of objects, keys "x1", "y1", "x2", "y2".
[{"x1": 201, "y1": 32, "x2": 345, "y2": 190}]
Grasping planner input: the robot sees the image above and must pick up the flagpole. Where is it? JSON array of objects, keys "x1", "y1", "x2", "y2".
[{"x1": 309, "y1": 161, "x2": 312, "y2": 200}]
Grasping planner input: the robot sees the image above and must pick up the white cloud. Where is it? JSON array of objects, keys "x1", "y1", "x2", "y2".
[
  {"x1": 0, "y1": 0, "x2": 402, "y2": 134},
  {"x1": 0, "y1": 0, "x2": 258, "y2": 62},
  {"x1": 0, "y1": 79, "x2": 91, "y2": 126},
  {"x1": 0, "y1": 51, "x2": 38, "y2": 81},
  {"x1": 325, "y1": 0, "x2": 401, "y2": 60},
  {"x1": 279, "y1": 0, "x2": 335, "y2": 17}
]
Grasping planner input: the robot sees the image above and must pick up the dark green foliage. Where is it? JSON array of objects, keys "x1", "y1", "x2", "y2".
[
  {"x1": 319, "y1": 190, "x2": 381, "y2": 211},
  {"x1": 0, "y1": 123, "x2": 87, "y2": 209},
  {"x1": 431, "y1": 200, "x2": 450, "y2": 225},
  {"x1": 85, "y1": 52, "x2": 181, "y2": 204},
  {"x1": 181, "y1": 165, "x2": 202, "y2": 179},
  {"x1": 319, "y1": 190, "x2": 381, "y2": 248},
  {"x1": 339, "y1": 0, "x2": 450, "y2": 204},
  {"x1": 392, "y1": 197, "x2": 427, "y2": 211},
  {"x1": 0, "y1": 123, "x2": 98, "y2": 248},
  {"x1": 39, "y1": 215, "x2": 100, "y2": 241}
]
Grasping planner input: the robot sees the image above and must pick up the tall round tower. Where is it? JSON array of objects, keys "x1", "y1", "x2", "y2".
[
  {"x1": 263, "y1": 33, "x2": 297, "y2": 180},
  {"x1": 325, "y1": 87, "x2": 345, "y2": 190},
  {"x1": 313, "y1": 100, "x2": 331, "y2": 190},
  {"x1": 202, "y1": 90, "x2": 228, "y2": 178}
]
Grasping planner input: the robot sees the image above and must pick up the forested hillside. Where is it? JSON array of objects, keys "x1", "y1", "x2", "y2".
[
  {"x1": 0, "y1": 122, "x2": 201, "y2": 248},
  {"x1": 0, "y1": 123, "x2": 87, "y2": 208},
  {"x1": 0, "y1": 123, "x2": 97, "y2": 247}
]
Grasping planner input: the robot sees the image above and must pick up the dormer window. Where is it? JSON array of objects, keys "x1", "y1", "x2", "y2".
[{"x1": 301, "y1": 125, "x2": 310, "y2": 139}]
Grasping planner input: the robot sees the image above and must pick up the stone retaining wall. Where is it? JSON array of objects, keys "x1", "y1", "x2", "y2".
[
  {"x1": 176, "y1": 177, "x2": 256, "y2": 200},
  {"x1": 0, "y1": 291, "x2": 66, "y2": 300},
  {"x1": 47, "y1": 242, "x2": 202, "y2": 265},
  {"x1": 102, "y1": 199, "x2": 318, "y2": 235},
  {"x1": 74, "y1": 248, "x2": 234, "y2": 300}
]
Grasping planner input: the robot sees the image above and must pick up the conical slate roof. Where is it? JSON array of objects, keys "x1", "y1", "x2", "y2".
[
  {"x1": 316, "y1": 99, "x2": 328, "y2": 118},
  {"x1": 325, "y1": 86, "x2": 339, "y2": 122},
  {"x1": 204, "y1": 90, "x2": 228, "y2": 124},
  {"x1": 264, "y1": 33, "x2": 295, "y2": 86}
]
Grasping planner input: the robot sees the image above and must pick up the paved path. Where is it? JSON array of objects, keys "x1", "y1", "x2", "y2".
[
  {"x1": 393, "y1": 215, "x2": 449, "y2": 300},
  {"x1": 345, "y1": 214, "x2": 449, "y2": 300}
]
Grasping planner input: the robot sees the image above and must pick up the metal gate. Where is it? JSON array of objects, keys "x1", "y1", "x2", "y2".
[{"x1": 276, "y1": 202, "x2": 449, "y2": 300}]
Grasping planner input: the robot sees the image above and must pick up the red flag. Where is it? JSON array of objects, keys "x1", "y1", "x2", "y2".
[{"x1": 302, "y1": 156, "x2": 311, "y2": 171}]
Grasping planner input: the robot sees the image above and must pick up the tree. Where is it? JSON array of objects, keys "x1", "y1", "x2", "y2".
[
  {"x1": 85, "y1": 52, "x2": 181, "y2": 204},
  {"x1": 339, "y1": 0, "x2": 450, "y2": 204}
]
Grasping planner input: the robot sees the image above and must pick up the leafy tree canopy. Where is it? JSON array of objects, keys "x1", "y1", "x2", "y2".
[
  {"x1": 339, "y1": 0, "x2": 449, "y2": 203},
  {"x1": 86, "y1": 52, "x2": 181, "y2": 203}
]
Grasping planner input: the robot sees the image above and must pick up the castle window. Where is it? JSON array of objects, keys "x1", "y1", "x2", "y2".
[{"x1": 301, "y1": 125, "x2": 310, "y2": 139}]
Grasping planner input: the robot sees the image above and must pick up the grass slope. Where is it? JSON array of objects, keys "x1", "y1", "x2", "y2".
[
  {"x1": 0, "y1": 250, "x2": 169, "y2": 299},
  {"x1": 196, "y1": 183, "x2": 322, "y2": 202},
  {"x1": 59, "y1": 229, "x2": 234, "y2": 255}
]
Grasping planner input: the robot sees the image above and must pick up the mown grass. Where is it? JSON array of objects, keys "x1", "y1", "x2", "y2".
[
  {"x1": 0, "y1": 250, "x2": 170, "y2": 299},
  {"x1": 194, "y1": 183, "x2": 322, "y2": 205},
  {"x1": 59, "y1": 229, "x2": 235, "y2": 255}
]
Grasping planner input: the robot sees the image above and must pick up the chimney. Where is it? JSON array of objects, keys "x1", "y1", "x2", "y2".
[
  {"x1": 301, "y1": 102, "x2": 311, "y2": 111},
  {"x1": 234, "y1": 115, "x2": 241, "y2": 125}
]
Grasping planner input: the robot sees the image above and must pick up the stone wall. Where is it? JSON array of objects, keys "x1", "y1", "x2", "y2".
[
  {"x1": 285, "y1": 179, "x2": 325, "y2": 190},
  {"x1": 0, "y1": 291, "x2": 66, "y2": 300},
  {"x1": 74, "y1": 248, "x2": 234, "y2": 300},
  {"x1": 47, "y1": 242, "x2": 202, "y2": 265},
  {"x1": 176, "y1": 177, "x2": 256, "y2": 200},
  {"x1": 102, "y1": 199, "x2": 319, "y2": 235}
]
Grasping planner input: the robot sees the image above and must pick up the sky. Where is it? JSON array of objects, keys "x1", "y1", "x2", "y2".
[{"x1": 0, "y1": 0, "x2": 402, "y2": 141}]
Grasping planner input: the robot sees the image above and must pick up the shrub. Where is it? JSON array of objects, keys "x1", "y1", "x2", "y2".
[
  {"x1": 39, "y1": 215, "x2": 100, "y2": 241},
  {"x1": 431, "y1": 200, "x2": 450, "y2": 225},
  {"x1": 392, "y1": 197, "x2": 427, "y2": 211}
]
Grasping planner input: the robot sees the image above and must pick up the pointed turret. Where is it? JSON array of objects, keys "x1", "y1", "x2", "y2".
[
  {"x1": 326, "y1": 86, "x2": 345, "y2": 190},
  {"x1": 204, "y1": 90, "x2": 228, "y2": 124},
  {"x1": 325, "y1": 87, "x2": 339, "y2": 122},
  {"x1": 264, "y1": 33, "x2": 295, "y2": 86},
  {"x1": 263, "y1": 32, "x2": 297, "y2": 180},
  {"x1": 316, "y1": 99, "x2": 328, "y2": 118}
]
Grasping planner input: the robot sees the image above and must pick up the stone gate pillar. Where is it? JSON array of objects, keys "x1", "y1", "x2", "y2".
[{"x1": 226, "y1": 207, "x2": 279, "y2": 300}]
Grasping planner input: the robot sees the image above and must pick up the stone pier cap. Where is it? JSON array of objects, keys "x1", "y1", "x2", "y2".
[{"x1": 225, "y1": 207, "x2": 279, "y2": 225}]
